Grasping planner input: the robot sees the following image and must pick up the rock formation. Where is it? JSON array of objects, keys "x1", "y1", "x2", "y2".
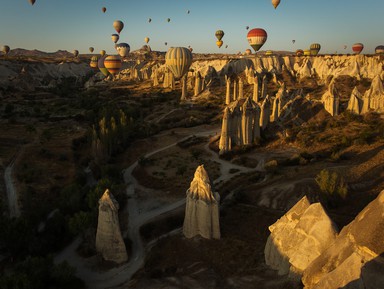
[
  {"x1": 183, "y1": 165, "x2": 220, "y2": 239},
  {"x1": 96, "y1": 189, "x2": 128, "y2": 264},
  {"x1": 361, "y1": 74, "x2": 384, "y2": 114},
  {"x1": 347, "y1": 87, "x2": 363, "y2": 114},
  {"x1": 253, "y1": 75, "x2": 260, "y2": 103},
  {"x1": 219, "y1": 97, "x2": 261, "y2": 154},
  {"x1": 238, "y1": 77, "x2": 244, "y2": 99},
  {"x1": 321, "y1": 79, "x2": 339, "y2": 116},
  {"x1": 225, "y1": 76, "x2": 231, "y2": 104},
  {"x1": 264, "y1": 196, "x2": 338, "y2": 278},
  {"x1": 302, "y1": 190, "x2": 384, "y2": 289},
  {"x1": 259, "y1": 95, "x2": 271, "y2": 130},
  {"x1": 194, "y1": 71, "x2": 202, "y2": 96}
]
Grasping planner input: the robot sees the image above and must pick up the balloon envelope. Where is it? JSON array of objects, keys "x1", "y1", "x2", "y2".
[
  {"x1": 167, "y1": 18, "x2": 171, "y2": 22},
  {"x1": 111, "y1": 34, "x2": 119, "y2": 44},
  {"x1": 89, "y1": 47, "x2": 94, "y2": 53},
  {"x1": 165, "y1": 47, "x2": 193, "y2": 79},
  {"x1": 102, "y1": 7, "x2": 106, "y2": 13},
  {"x1": 144, "y1": 37, "x2": 150, "y2": 44},
  {"x1": 115, "y1": 43, "x2": 130, "y2": 58},
  {"x1": 90, "y1": 56, "x2": 99, "y2": 70},
  {"x1": 2, "y1": 45, "x2": 10, "y2": 55},
  {"x1": 272, "y1": 0, "x2": 280, "y2": 9},
  {"x1": 296, "y1": 49, "x2": 304, "y2": 56},
  {"x1": 104, "y1": 55, "x2": 122, "y2": 75},
  {"x1": 310, "y1": 43, "x2": 321, "y2": 55},
  {"x1": 113, "y1": 20, "x2": 124, "y2": 34},
  {"x1": 247, "y1": 28, "x2": 267, "y2": 52},
  {"x1": 100, "y1": 50, "x2": 106, "y2": 57},
  {"x1": 352, "y1": 43, "x2": 364, "y2": 54},
  {"x1": 29, "y1": 0, "x2": 36, "y2": 5},
  {"x1": 148, "y1": 18, "x2": 151, "y2": 23},
  {"x1": 304, "y1": 49, "x2": 311, "y2": 56},
  {"x1": 98, "y1": 55, "x2": 110, "y2": 76},
  {"x1": 216, "y1": 40, "x2": 223, "y2": 48},
  {"x1": 375, "y1": 45, "x2": 384, "y2": 55},
  {"x1": 72, "y1": 50, "x2": 79, "y2": 57},
  {"x1": 215, "y1": 30, "x2": 224, "y2": 41}
]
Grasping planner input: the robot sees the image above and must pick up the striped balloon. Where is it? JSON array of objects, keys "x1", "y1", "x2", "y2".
[
  {"x1": 247, "y1": 28, "x2": 268, "y2": 52},
  {"x1": 115, "y1": 43, "x2": 130, "y2": 58},
  {"x1": 296, "y1": 49, "x2": 304, "y2": 56},
  {"x1": 98, "y1": 55, "x2": 109, "y2": 76},
  {"x1": 310, "y1": 43, "x2": 321, "y2": 56},
  {"x1": 90, "y1": 56, "x2": 99, "y2": 70},
  {"x1": 352, "y1": 43, "x2": 364, "y2": 54},
  {"x1": 215, "y1": 30, "x2": 224, "y2": 41},
  {"x1": 304, "y1": 49, "x2": 311, "y2": 56},
  {"x1": 111, "y1": 34, "x2": 119, "y2": 44},
  {"x1": 104, "y1": 55, "x2": 122, "y2": 75},
  {"x1": 113, "y1": 20, "x2": 124, "y2": 34},
  {"x1": 375, "y1": 45, "x2": 384, "y2": 55},
  {"x1": 165, "y1": 47, "x2": 193, "y2": 80}
]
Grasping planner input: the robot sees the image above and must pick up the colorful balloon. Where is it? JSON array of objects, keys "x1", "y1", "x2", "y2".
[
  {"x1": 215, "y1": 30, "x2": 224, "y2": 41},
  {"x1": 90, "y1": 56, "x2": 99, "y2": 70},
  {"x1": 98, "y1": 55, "x2": 110, "y2": 76},
  {"x1": 189, "y1": 47, "x2": 193, "y2": 52},
  {"x1": 28, "y1": 0, "x2": 36, "y2": 5},
  {"x1": 272, "y1": 0, "x2": 281, "y2": 9},
  {"x1": 115, "y1": 43, "x2": 130, "y2": 58},
  {"x1": 247, "y1": 28, "x2": 267, "y2": 52},
  {"x1": 165, "y1": 47, "x2": 193, "y2": 80},
  {"x1": 111, "y1": 34, "x2": 119, "y2": 44},
  {"x1": 296, "y1": 49, "x2": 304, "y2": 56},
  {"x1": 216, "y1": 40, "x2": 223, "y2": 48},
  {"x1": 375, "y1": 45, "x2": 384, "y2": 55},
  {"x1": 310, "y1": 43, "x2": 321, "y2": 56},
  {"x1": 104, "y1": 55, "x2": 122, "y2": 75},
  {"x1": 304, "y1": 49, "x2": 311, "y2": 56},
  {"x1": 144, "y1": 37, "x2": 150, "y2": 44},
  {"x1": 102, "y1": 7, "x2": 106, "y2": 13},
  {"x1": 167, "y1": 18, "x2": 171, "y2": 23},
  {"x1": 113, "y1": 20, "x2": 124, "y2": 34},
  {"x1": 89, "y1": 47, "x2": 94, "y2": 53},
  {"x1": 100, "y1": 50, "x2": 106, "y2": 57},
  {"x1": 352, "y1": 43, "x2": 364, "y2": 54},
  {"x1": 2, "y1": 45, "x2": 10, "y2": 55}
]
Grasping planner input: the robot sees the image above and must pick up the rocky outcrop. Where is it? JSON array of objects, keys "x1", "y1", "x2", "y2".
[
  {"x1": 260, "y1": 96, "x2": 271, "y2": 130},
  {"x1": 347, "y1": 87, "x2": 363, "y2": 114},
  {"x1": 183, "y1": 165, "x2": 220, "y2": 239},
  {"x1": 96, "y1": 189, "x2": 128, "y2": 264},
  {"x1": 321, "y1": 79, "x2": 339, "y2": 116},
  {"x1": 264, "y1": 196, "x2": 338, "y2": 278},
  {"x1": 361, "y1": 74, "x2": 384, "y2": 114},
  {"x1": 302, "y1": 190, "x2": 384, "y2": 289}
]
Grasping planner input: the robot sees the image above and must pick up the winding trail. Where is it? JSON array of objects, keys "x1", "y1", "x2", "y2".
[{"x1": 55, "y1": 127, "x2": 263, "y2": 289}]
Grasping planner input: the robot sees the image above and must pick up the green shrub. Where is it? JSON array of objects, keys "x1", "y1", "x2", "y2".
[{"x1": 315, "y1": 169, "x2": 348, "y2": 206}]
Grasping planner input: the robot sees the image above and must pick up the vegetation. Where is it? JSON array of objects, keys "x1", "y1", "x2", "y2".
[{"x1": 315, "y1": 169, "x2": 348, "y2": 207}]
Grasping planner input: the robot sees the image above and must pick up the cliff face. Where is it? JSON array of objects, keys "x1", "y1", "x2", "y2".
[
  {"x1": 183, "y1": 165, "x2": 220, "y2": 239},
  {"x1": 302, "y1": 190, "x2": 384, "y2": 289},
  {"x1": 95, "y1": 189, "x2": 128, "y2": 264},
  {"x1": 264, "y1": 196, "x2": 338, "y2": 278}
]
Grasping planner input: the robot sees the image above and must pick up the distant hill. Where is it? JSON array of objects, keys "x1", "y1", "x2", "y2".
[{"x1": 7, "y1": 48, "x2": 74, "y2": 58}]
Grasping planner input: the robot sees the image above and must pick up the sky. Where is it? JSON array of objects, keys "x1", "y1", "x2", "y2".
[{"x1": 0, "y1": 0, "x2": 383, "y2": 55}]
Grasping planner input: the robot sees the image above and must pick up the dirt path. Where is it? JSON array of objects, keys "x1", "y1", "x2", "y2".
[{"x1": 55, "y1": 126, "x2": 261, "y2": 289}]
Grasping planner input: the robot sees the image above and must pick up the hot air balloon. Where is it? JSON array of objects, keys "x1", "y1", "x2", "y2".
[
  {"x1": 310, "y1": 43, "x2": 321, "y2": 56},
  {"x1": 72, "y1": 50, "x2": 79, "y2": 57},
  {"x1": 115, "y1": 43, "x2": 130, "y2": 58},
  {"x1": 375, "y1": 45, "x2": 384, "y2": 55},
  {"x1": 216, "y1": 40, "x2": 223, "y2": 48},
  {"x1": 167, "y1": 18, "x2": 171, "y2": 23},
  {"x1": 265, "y1": 50, "x2": 273, "y2": 56},
  {"x1": 104, "y1": 55, "x2": 122, "y2": 75},
  {"x1": 272, "y1": 0, "x2": 281, "y2": 9},
  {"x1": 165, "y1": 47, "x2": 193, "y2": 80},
  {"x1": 296, "y1": 49, "x2": 304, "y2": 56},
  {"x1": 98, "y1": 55, "x2": 110, "y2": 77},
  {"x1": 292, "y1": 40, "x2": 295, "y2": 44},
  {"x1": 165, "y1": 42, "x2": 168, "y2": 46},
  {"x1": 102, "y1": 7, "x2": 106, "y2": 13},
  {"x1": 144, "y1": 37, "x2": 150, "y2": 44},
  {"x1": 189, "y1": 47, "x2": 193, "y2": 52},
  {"x1": 304, "y1": 49, "x2": 311, "y2": 56},
  {"x1": 148, "y1": 18, "x2": 152, "y2": 23},
  {"x1": 90, "y1": 56, "x2": 99, "y2": 70},
  {"x1": 245, "y1": 49, "x2": 252, "y2": 55},
  {"x1": 247, "y1": 28, "x2": 267, "y2": 52},
  {"x1": 352, "y1": 43, "x2": 364, "y2": 54},
  {"x1": 89, "y1": 47, "x2": 94, "y2": 53},
  {"x1": 111, "y1": 34, "x2": 119, "y2": 44},
  {"x1": 187, "y1": 10, "x2": 190, "y2": 14},
  {"x1": 113, "y1": 20, "x2": 124, "y2": 34},
  {"x1": 246, "y1": 26, "x2": 249, "y2": 30},
  {"x1": 215, "y1": 30, "x2": 224, "y2": 41},
  {"x1": 100, "y1": 50, "x2": 106, "y2": 57},
  {"x1": 2, "y1": 45, "x2": 10, "y2": 55},
  {"x1": 28, "y1": 0, "x2": 36, "y2": 5},
  {"x1": 225, "y1": 45, "x2": 228, "y2": 49}
]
